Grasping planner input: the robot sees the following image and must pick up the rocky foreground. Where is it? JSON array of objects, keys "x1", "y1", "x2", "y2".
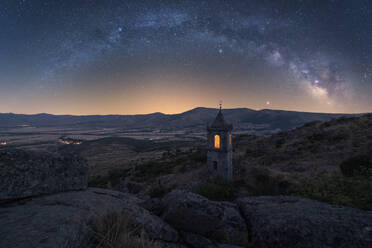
[{"x1": 0, "y1": 149, "x2": 371, "y2": 248}]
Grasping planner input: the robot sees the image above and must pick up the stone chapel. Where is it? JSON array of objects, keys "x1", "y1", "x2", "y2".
[{"x1": 206, "y1": 105, "x2": 233, "y2": 181}]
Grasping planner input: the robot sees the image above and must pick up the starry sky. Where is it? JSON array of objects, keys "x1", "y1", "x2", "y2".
[{"x1": 1, "y1": 0, "x2": 372, "y2": 115}]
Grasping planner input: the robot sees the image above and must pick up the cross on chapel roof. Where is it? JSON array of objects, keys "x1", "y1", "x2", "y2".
[{"x1": 208, "y1": 104, "x2": 233, "y2": 131}]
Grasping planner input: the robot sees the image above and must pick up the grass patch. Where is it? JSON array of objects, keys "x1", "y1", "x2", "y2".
[{"x1": 291, "y1": 172, "x2": 372, "y2": 210}]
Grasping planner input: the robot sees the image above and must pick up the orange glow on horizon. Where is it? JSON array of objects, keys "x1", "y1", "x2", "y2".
[{"x1": 0, "y1": 76, "x2": 368, "y2": 115}]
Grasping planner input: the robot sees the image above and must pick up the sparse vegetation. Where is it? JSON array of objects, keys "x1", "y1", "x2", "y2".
[
  {"x1": 291, "y1": 172, "x2": 372, "y2": 210},
  {"x1": 90, "y1": 212, "x2": 159, "y2": 248},
  {"x1": 61, "y1": 212, "x2": 159, "y2": 248},
  {"x1": 194, "y1": 179, "x2": 235, "y2": 201}
]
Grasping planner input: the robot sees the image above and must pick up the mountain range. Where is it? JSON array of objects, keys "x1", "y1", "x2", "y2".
[{"x1": 0, "y1": 107, "x2": 361, "y2": 131}]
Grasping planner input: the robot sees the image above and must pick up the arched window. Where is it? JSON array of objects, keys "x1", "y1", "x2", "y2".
[{"x1": 214, "y1": 134, "x2": 220, "y2": 148}]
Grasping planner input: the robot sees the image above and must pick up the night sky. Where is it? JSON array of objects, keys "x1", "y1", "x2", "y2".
[{"x1": 1, "y1": 0, "x2": 372, "y2": 114}]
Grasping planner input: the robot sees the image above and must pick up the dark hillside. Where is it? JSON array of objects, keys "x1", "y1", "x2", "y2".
[
  {"x1": 236, "y1": 114, "x2": 372, "y2": 174},
  {"x1": 234, "y1": 114, "x2": 372, "y2": 209}
]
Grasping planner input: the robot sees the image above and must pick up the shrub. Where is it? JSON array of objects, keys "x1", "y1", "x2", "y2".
[
  {"x1": 303, "y1": 121, "x2": 321, "y2": 128},
  {"x1": 189, "y1": 148, "x2": 207, "y2": 163},
  {"x1": 340, "y1": 155, "x2": 372, "y2": 177},
  {"x1": 195, "y1": 180, "x2": 235, "y2": 201},
  {"x1": 247, "y1": 170, "x2": 291, "y2": 196},
  {"x1": 328, "y1": 132, "x2": 349, "y2": 142},
  {"x1": 88, "y1": 168, "x2": 125, "y2": 189},
  {"x1": 275, "y1": 138, "x2": 285, "y2": 148},
  {"x1": 307, "y1": 132, "x2": 325, "y2": 142},
  {"x1": 148, "y1": 183, "x2": 171, "y2": 198}
]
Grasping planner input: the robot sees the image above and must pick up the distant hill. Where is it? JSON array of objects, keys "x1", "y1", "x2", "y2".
[{"x1": 0, "y1": 107, "x2": 360, "y2": 131}]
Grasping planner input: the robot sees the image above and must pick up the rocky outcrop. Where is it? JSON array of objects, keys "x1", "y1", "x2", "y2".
[
  {"x1": 236, "y1": 196, "x2": 372, "y2": 248},
  {"x1": 161, "y1": 190, "x2": 248, "y2": 247},
  {"x1": 1, "y1": 148, "x2": 371, "y2": 248},
  {"x1": 0, "y1": 188, "x2": 179, "y2": 248},
  {"x1": 1, "y1": 186, "x2": 371, "y2": 248},
  {"x1": 0, "y1": 149, "x2": 89, "y2": 201}
]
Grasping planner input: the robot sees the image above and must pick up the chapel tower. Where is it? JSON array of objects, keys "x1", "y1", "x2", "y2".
[{"x1": 206, "y1": 105, "x2": 233, "y2": 181}]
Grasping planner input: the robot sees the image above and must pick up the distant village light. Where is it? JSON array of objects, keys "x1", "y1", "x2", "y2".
[{"x1": 58, "y1": 137, "x2": 82, "y2": 145}]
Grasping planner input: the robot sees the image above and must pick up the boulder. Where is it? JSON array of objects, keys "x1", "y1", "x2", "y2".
[
  {"x1": 181, "y1": 232, "x2": 247, "y2": 248},
  {"x1": 236, "y1": 196, "x2": 372, "y2": 248},
  {"x1": 141, "y1": 197, "x2": 164, "y2": 216},
  {"x1": 161, "y1": 190, "x2": 248, "y2": 247},
  {"x1": 216, "y1": 245, "x2": 244, "y2": 248},
  {"x1": 180, "y1": 231, "x2": 214, "y2": 248},
  {"x1": 0, "y1": 188, "x2": 179, "y2": 248},
  {"x1": 0, "y1": 149, "x2": 89, "y2": 201},
  {"x1": 157, "y1": 240, "x2": 189, "y2": 248},
  {"x1": 180, "y1": 231, "x2": 245, "y2": 248}
]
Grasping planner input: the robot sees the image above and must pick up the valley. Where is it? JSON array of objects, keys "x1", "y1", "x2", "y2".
[{"x1": 1, "y1": 108, "x2": 369, "y2": 210}]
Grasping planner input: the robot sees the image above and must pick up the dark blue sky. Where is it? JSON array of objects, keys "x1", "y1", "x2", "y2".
[{"x1": 1, "y1": 0, "x2": 371, "y2": 114}]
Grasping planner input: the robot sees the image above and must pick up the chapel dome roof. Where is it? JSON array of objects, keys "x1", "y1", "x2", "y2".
[{"x1": 208, "y1": 109, "x2": 233, "y2": 130}]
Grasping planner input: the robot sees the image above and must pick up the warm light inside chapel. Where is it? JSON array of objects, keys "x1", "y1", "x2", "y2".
[{"x1": 214, "y1": 134, "x2": 220, "y2": 148}]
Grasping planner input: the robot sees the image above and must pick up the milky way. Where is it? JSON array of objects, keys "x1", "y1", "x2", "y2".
[{"x1": 0, "y1": 0, "x2": 371, "y2": 114}]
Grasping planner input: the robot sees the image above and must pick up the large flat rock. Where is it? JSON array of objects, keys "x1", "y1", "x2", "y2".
[
  {"x1": 236, "y1": 196, "x2": 372, "y2": 248},
  {"x1": 0, "y1": 149, "x2": 89, "y2": 201},
  {"x1": 0, "y1": 188, "x2": 179, "y2": 248}
]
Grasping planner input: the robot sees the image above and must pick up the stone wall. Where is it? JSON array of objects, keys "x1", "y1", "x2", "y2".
[{"x1": 207, "y1": 150, "x2": 232, "y2": 181}]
